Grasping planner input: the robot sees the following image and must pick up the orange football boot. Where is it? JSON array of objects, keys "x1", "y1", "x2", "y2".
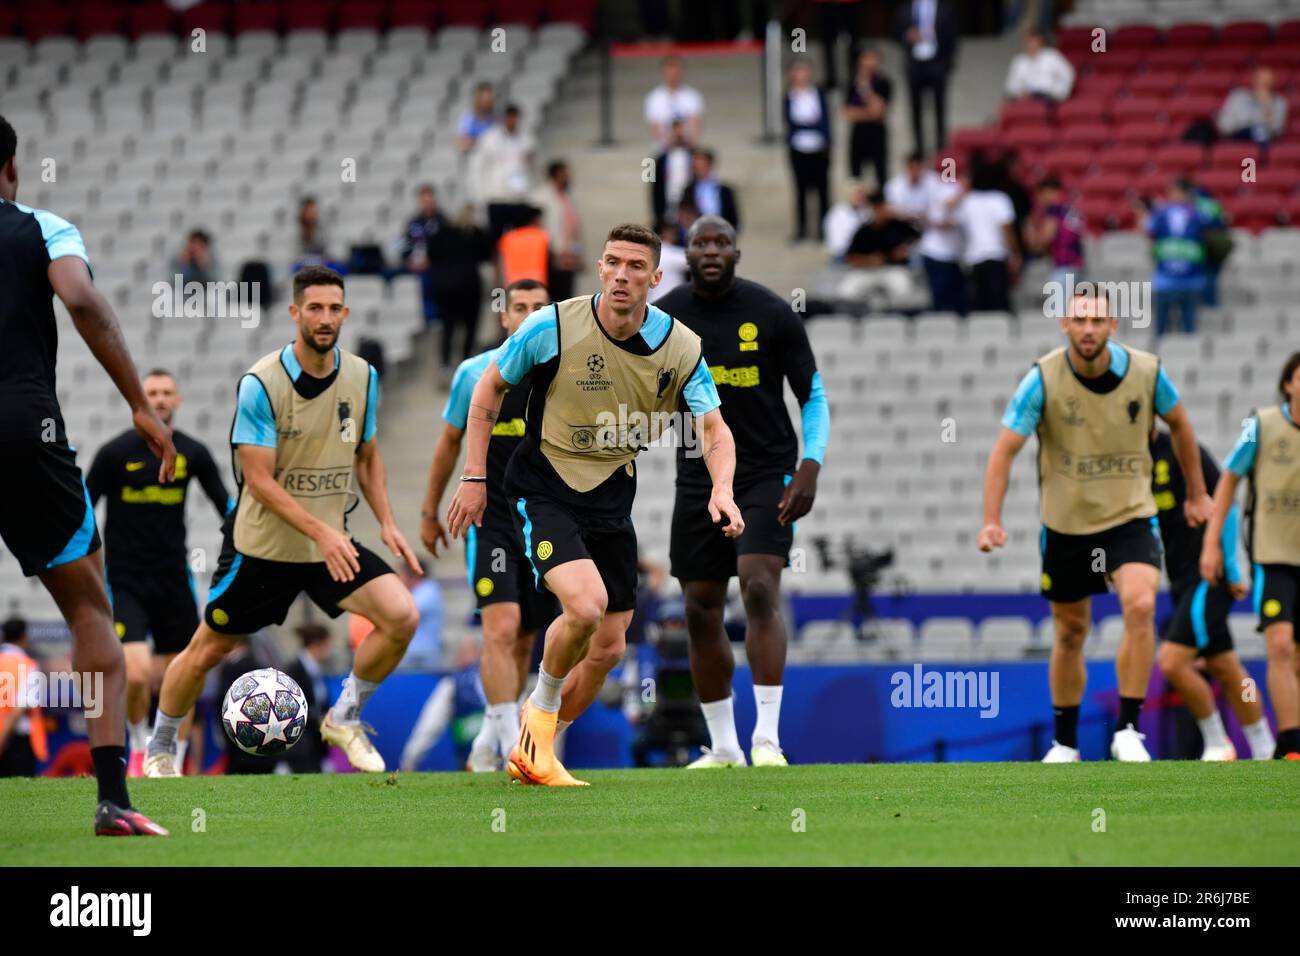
[{"x1": 506, "y1": 701, "x2": 589, "y2": 786}]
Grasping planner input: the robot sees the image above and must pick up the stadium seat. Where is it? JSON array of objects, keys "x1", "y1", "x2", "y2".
[
  {"x1": 1111, "y1": 120, "x2": 1172, "y2": 149},
  {"x1": 1164, "y1": 22, "x2": 1216, "y2": 48},
  {"x1": 1220, "y1": 21, "x2": 1271, "y2": 46},
  {"x1": 977, "y1": 617, "x2": 1034, "y2": 660},
  {"x1": 1164, "y1": 94, "x2": 1222, "y2": 126}
]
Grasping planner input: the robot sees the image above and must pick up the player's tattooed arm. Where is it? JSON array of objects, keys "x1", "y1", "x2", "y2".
[
  {"x1": 698, "y1": 409, "x2": 744, "y2": 538},
  {"x1": 447, "y1": 362, "x2": 510, "y2": 537}
]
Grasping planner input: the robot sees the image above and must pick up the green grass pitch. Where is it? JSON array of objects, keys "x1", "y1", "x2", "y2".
[{"x1": 3, "y1": 763, "x2": 1297, "y2": 866}]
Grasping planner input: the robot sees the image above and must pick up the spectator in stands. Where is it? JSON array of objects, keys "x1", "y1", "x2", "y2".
[
  {"x1": 684, "y1": 147, "x2": 740, "y2": 233},
  {"x1": 401, "y1": 184, "x2": 447, "y2": 325},
  {"x1": 645, "y1": 55, "x2": 704, "y2": 148},
  {"x1": 534, "y1": 160, "x2": 583, "y2": 301},
  {"x1": 470, "y1": 103, "x2": 535, "y2": 238},
  {"x1": 885, "y1": 150, "x2": 939, "y2": 231},
  {"x1": 823, "y1": 183, "x2": 873, "y2": 260},
  {"x1": 0, "y1": 617, "x2": 46, "y2": 778},
  {"x1": 893, "y1": 0, "x2": 959, "y2": 154},
  {"x1": 400, "y1": 559, "x2": 444, "y2": 669},
  {"x1": 843, "y1": 47, "x2": 892, "y2": 187},
  {"x1": 844, "y1": 191, "x2": 919, "y2": 267},
  {"x1": 427, "y1": 204, "x2": 492, "y2": 373},
  {"x1": 1003, "y1": 28, "x2": 1074, "y2": 103},
  {"x1": 168, "y1": 228, "x2": 220, "y2": 286},
  {"x1": 675, "y1": 193, "x2": 701, "y2": 244},
  {"x1": 1192, "y1": 182, "x2": 1231, "y2": 308},
  {"x1": 918, "y1": 171, "x2": 966, "y2": 314},
  {"x1": 296, "y1": 196, "x2": 330, "y2": 260},
  {"x1": 1145, "y1": 178, "x2": 1210, "y2": 337},
  {"x1": 950, "y1": 161, "x2": 1019, "y2": 312},
  {"x1": 457, "y1": 81, "x2": 498, "y2": 154},
  {"x1": 817, "y1": 0, "x2": 862, "y2": 91},
  {"x1": 650, "y1": 219, "x2": 688, "y2": 303},
  {"x1": 651, "y1": 118, "x2": 695, "y2": 227},
  {"x1": 785, "y1": 60, "x2": 832, "y2": 242},
  {"x1": 282, "y1": 624, "x2": 333, "y2": 774},
  {"x1": 497, "y1": 205, "x2": 550, "y2": 288},
  {"x1": 1217, "y1": 67, "x2": 1288, "y2": 146},
  {"x1": 1025, "y1": 176, "x2": 1084, "y2": 290}
]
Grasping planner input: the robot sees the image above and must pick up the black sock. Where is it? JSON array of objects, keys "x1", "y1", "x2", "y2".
[
  {"x1": 1274, "y1": 729, "x2": 1300, "y2": 758},
  {"x1": 91, "y1": 745, "x2": 130, "y2": 808},
  {"x1": 1118, "y1": 697, "x2": 1144, "y2": 730},
  {"x1": 1053, "y1": 705, "x2": 1080, "y2": 748}
]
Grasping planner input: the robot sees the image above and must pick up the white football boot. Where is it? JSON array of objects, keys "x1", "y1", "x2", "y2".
[
  {"x1": 685, "y1": 747, "x2": 748, "y2": 768},
  {"x1": 1041, "y1": 741, "x2": 1082, "y2": 763},
  {"x1": 142, "y1": 751, "x2": 181, "y2": 778},
  {"x1": 1200, "y1": 742, "x2": 1237, "y2": 761},
  {"x1": 321, "y1": 714, "x2": 385, "y2": 772},
  {"x1": 1110, "y1": 726, "x2": 1152, "y2": 762},
  {"x1": 750, "y1": 740, "x2": 789, "y2": 767}
]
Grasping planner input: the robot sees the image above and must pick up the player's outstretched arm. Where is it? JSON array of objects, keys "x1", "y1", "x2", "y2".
[
  {"x1": 447, "y1": 361, "x2": 510, "y2": 538},
  {"x1": 1161, "y1": 402, "x2": 1213, "y2": 526},
  {"x1": 355, "y1": 438, "x2": 421, "y2": 575},
  {"x1": 1199, "y1": 470, "x2": 1240, "y2": 585},
  {"x1": 49, "y1": 257, "x2": 176, "y2": 482},
  {"x1": 420, "y1": 424, "x2": 465, "y2": 557},
  {"x1": 238, "y1": 444, "x2": 359, "y2": 583},
  {"x1": 698, "y1": 408, "x2": 744, "y2": 539},
  {"x1": 978, "y1": 427, "x2": 1028, "y2": 551}
]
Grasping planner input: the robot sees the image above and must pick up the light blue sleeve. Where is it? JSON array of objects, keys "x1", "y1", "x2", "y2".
[
  {"x1": 33, "y1": 208, "x2": 90, "y2": 266},
  {"x1": 800, "y1": 370, "x2": 830, "y2": 465},
  {"x1": 1154, "y1": 366, "x2": 1180, "y2": 416},
  {"x1": 362, "y1": 366, "x2": 379, "y2": 442},
  {"x1": 231, "y1": 374, "x2": 276, "y2": 448},
  {"x1": 1221, "y1": 503, "x2": 1243, "y2": 585},
  {"x1": 682, "y1": 357, "x2": 721, "y2": 416},
  {"x1": 495, "y1": 307, "x2": 558, "y2": 385},
  {"x1": 1000, "y1": 366, "x2": 1044, "y2": 436},
  {"x1": 441, "y1": 358, "x2": 479, "y2": 430},
  {"x1": 1225, "y1": 415, "x2": 1258, "y2": 476}
]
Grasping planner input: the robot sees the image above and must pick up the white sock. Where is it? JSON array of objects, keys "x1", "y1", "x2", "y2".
[
  {"x1": 700, "y1": 696, "x2": 743, "y2": 756},
  {"x1": 330, "y1": 672, "x2": 380, "y2": 724},
  {"x1": 469, "y1": 708, "x2": 498, "y2": 756},
  {"x1": 147, "y1": 709, "x2": 184, "y2": 755},
  {"x1": 753, "y1": 684, "x2": 784, "y2": 749},
  {"x1": 1197, "y1": 710, "x2": 1229, "y2": 749},
  {"x1": 485, "y1": 702, "x2": 520, "y2": 756},
  {"x1": 128, "y1": 719, "x2": 150, "y2": 752},
  {"x1": 529, "y1": 667, "x2": 564, "y2": 714},
  {"x1": 1244, "y1": 718, "x2": 1276, "y2": 760}
]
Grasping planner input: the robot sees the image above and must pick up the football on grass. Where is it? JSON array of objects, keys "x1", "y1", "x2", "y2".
[{"x1": 221, "y1": 668, "x2": 308, "y2": 757}]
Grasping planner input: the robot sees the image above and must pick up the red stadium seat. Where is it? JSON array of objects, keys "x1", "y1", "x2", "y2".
[
  {"x1": 1220, "y1": 21, "x2": 1272, "y2": 46},
  {"x1": 1209, "y1": 141, "x2": 1261, "y2": 168},
  {"x1": 284, "y1": 0, "x2": 332, "y2": 31},
  {"x1": 1000, "y1": 98, "x2": 1052, "y2": 128},
  {"x1": 1165, "y1": 95, "x2": 1222, "y2": 125},
  {"x1": 1278, "y1": 20, "x2": 1300, "y2": 44},
  {"x1": 1112, "y1": 97, "x2": 1168, "y2": 124},
  {"x1": 390, "y1": 0, "x2": 439, "y2": 28},
  {"x1": 232, "y1": 1, "x2": 280, "y2": 33},
  {"x1": 1056, "y1": 26, "x2": 1097, "y2": 52},
  {"x1": 336, "y1": 0, "x2": 386, "y2": 29},
  {"x1": 182, "y1": 2, "x2": 231, "y2": 35},
  {"x1": 0, "y1": 7, "x2": 20, "y2": 36},
  {"x1": 1164, "y1": 23, "x2": 1216, "y2": 48},
  {"x1": 1198, "y1": 167, "x2": 1250, "y2": 198},
  {"x1": 1112, "y1": 24, "x2": 1161, "y2": 50},
  {"x1": 1223, "y1": 194, "x2": 1281, "y2": 232},
  {"x1": 76, "y1": 4, "x2": 127, "y2": 39},
  {"x1": 949, "y1": 127, "x2": 1002, "y2": 155},
  {"x1": 1146, "y1": 49, "x2": 1196, "y2": 71},
  {"x1": 442, "y1": 0, "x2": 490, "y2": 27},
  {"x1": 25, "y1": 7, "x2": 72, "y2": 41},
  {"x1": 1071, "y1": 73, "x2": 1124, "y2": 101},
  {"x1": 1079, "y1": 172, "x2": 1131, "y2": 199},
  {"x1": 1095, "y1": 145, "x2": 1150, "y2": 173},
  {"x1": 1040, "y1": 148, "x2": 1094, "y2": 178},
  {"x1": 496, "y1": 0, "x2": 544, "y2": 26},
  {"x1": 1182, "y1": 71, "x2": 1238, "y2": 96},
  {"x1": 1282, "y1": 193, "x2": 1300, "y2": 225},
  {"x1": 1092, "y1": 50, "x2": 1144, "y2": 73},
  {"x1": 1134, "y1": 170, "x2": 1172, "y2": 199},
  {"x1": 1266, "y1": 142, "x2": 1300, "y2": 167},
  {"x1": 546, "y1": 0, "x2": 598, "y2": 31},
  {"x1": 1059, "y1": 122, "x2": 1111, "y2": 147},
  {"x1": 1200, "y1": 47, "x2": 1257, "y2": 72},
  {"x1": 1250, "y1": 167, "x2": 1297, "y2": 196},
  {"x1": 1057, "y1": 97, "x2": 1109, "y2": 126},
  {"x1": 1124, "y1": 72, "x2": 1181, "y2": 97},
  {"x1": 127, "y1": 3, "x2": 175, "y2": 37},
  {"x1": 1111, "y1": 121, "x2": 1172, "y2": 148},
  {"x1": 1258, "y1": 47, "x2": 1300, "y2": 72},
  {"x1": 1002, "y1": 126, "x2": 1055, "y2": 152},
  {"x1": 1150, "y1": 143, "x2": 1206, "y2": 173}
]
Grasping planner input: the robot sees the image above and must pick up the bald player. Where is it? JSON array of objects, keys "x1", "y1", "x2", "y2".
[{"x1": 979, "y1": 290, "x2": 1212, "y2": 762}]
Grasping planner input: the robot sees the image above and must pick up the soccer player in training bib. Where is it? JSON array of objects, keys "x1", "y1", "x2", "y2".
[
  {"x1": 978, "y1": 291, "x2": 1213, "y2": 762},
  {"x1": 145, "y1": 266, "x2": 422, "y2": 776},
  {"x1": 447, "y1": 223, "x2": 743, "y2": 786},
  {"x1": 654, "y1": 216, "x2": 829, "y2": 768},
  {"x1": 420, "y1": 278, "x2": 558, "y2": 771},
  {"x1": 1149, "y1": 426, "x2": 1274, "y2": 760},
  {"x1": 0, "y1": 115, "x2": 174, "y2": 834},
  {"x1": 87, "y1": 369, "x2": 232, "y2": 775},
  {"x1": 1201, "y1": 352, "x2": 1300, "y2": 760}
]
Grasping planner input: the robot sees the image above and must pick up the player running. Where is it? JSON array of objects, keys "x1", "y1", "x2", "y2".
[
  {"x1": 447, "y1": 222, "x2": 743, "y2": 786},
  {"x1": 654, "y1": 215, "x2": 829, "y2": 768},
  {"x1": 420, "y1": 278, "x2": 558, "y2": 771},
  {"x1": 1149, "y1": 426, "x2": 1274, "y2": 760},
  {"x1": 87, "y1": 369, "x2": 232, "y2": 775},
  {"x1": 0, "y1": 115, "x2": 174, "y2": 834},
  {"x1": 978, "y1": 291, "x2": 1212, "y2": 762},
  {"x1": 1201, "y1": 351, "x2": 1300, "y2": 760},
  {"x1": 145, "y1": 266, "x2": 421, "y2": 776}
]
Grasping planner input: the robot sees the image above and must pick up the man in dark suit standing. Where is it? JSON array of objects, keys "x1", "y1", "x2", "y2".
[
  {"x1": 893, "y1": 0, "x2": 958, "y2": 155},
  {"x1": 651, "y1": 119, "x2": 696, "y2": 228},
  {"x1": 684, "y1": 148, "x2": 741, "y2": 233}
]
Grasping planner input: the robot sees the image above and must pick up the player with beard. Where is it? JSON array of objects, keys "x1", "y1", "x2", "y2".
[
  {"x1": 145, "y1": 266, "x2": 422, "y2": 776},
  {"x1": 654, "y1": 215, "x2": 830, "y2": 767},
  {"x1": 979, "y1": 291, "x2": 1212, "y2": 762},
  {"x1": 87, "y1": 369, "x2": 232, "y2": 775}
]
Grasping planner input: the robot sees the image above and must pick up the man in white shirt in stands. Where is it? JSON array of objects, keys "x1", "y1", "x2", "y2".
[
  {"x1": 950, "y1": 163, "x2": 1020, "y2": 312},
  {"x1": 645, "y1": 55, "x2": 705, "y2": 147},
  {"x1": 823, "y1": 183, "x2": 873, "y2": 261},
  {"x1": 470, "y1": 103, "x2": 536, "y2": 238},
  {"x1": 884, "y1": 150, "x2": 941, "y2": 231},
  {"x1": 1004, "y1": 29, "x2": 1075, "y2": 102},
  {"x1": 918, "y1": 172, "x2": 965, "y2": 313}
]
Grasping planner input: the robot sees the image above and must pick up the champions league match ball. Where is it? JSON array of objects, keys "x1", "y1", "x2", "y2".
[{"x1": 221, "y1": 668, "x2": 308, "y2": 757}]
